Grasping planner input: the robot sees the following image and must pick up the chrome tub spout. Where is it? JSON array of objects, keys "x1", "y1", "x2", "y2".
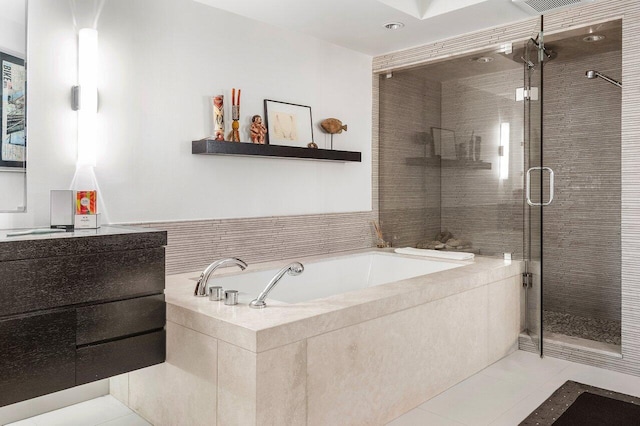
[{"x1": 194, "y1": 258, "x2": 248, "y2": 297}]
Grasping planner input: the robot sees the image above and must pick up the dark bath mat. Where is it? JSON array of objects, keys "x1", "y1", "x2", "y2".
[
  {"x1": 553, "y1": 392, "x2": 640, "y2": 425},
  {"x1": 520, "y1": 380, "x2": 640, "y2": 425}
]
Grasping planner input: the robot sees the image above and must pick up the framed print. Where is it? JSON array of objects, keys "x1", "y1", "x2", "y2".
[
  {"x1": 1, "y1": 51, "x2": 26, "y2": 168},
  {"x1": 431, "y1": 127, "x2": 456, "y2": 160},
  {"x1": 263, "y1": 99, "x2": 314, "y2": 148}
]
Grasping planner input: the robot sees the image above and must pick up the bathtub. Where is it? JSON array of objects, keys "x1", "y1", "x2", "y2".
[
  {"x1": 120, "y1": 250, "x2": 522, "y2": 426},
  {"x1": 205, "y1": 251, "x2": 466, "y2": 304}
]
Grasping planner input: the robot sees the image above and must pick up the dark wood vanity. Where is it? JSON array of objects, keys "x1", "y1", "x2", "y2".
[{"x1": 0, "y1": 226, "x2": 167, "y2": 407}]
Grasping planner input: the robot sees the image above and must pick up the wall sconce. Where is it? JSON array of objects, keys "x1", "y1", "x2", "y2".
[
  {"x1": 73, "y1": 28, "x2": 98, "y2": 167},
  {"x1": 499, "y1": 122, "x2": 510, "y2": 180}
]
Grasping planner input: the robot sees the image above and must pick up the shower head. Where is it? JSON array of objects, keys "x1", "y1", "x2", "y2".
[{"x1": 585, "y1": 70, "x2": 622, "y2": 88}]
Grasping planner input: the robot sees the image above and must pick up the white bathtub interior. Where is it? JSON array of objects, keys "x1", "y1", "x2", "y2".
[{"x1": 202, "y1": 252, "x2": 467, "y2": 304}]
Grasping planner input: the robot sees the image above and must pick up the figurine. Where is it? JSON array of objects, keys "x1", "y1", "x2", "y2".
[
  {"x1": 228, "y1": 88, "x2": 241, "y2": 142},
  {"x1": 212, "y1": 95, "x2": 224, "y2": 141},
  {"x1": 320, "y1": 118, "x2": 348, "y2": 134},
  {"x1": 321, "y1": 118, "x2": 347, "y2": 150},
  {"x1": 250, "y1": 115, "x2": 267, "y2": 144}
]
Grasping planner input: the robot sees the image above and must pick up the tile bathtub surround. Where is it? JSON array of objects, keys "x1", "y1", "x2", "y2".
[
  {"x1": 126, "y1": 321, "x2": 217, "y2": 426},
  {"x1": 162, "y1": 250, "x2": 522, "y2": 353},
  {"x1": 116, "y1": 251, "x2": 521, "y2": 425},
  {"x1": 306, "y1": 277, "x2": 520, "y2": 425}
]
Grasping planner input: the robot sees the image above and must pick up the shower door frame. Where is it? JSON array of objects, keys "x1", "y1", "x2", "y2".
[{"x1": 523, "y1": 19, "x2": 549, "y2": 358}]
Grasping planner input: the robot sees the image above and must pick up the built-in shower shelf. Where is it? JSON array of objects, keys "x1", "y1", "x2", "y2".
[
  {"x1": 406, "y1": 157, "x2": 492, "y2": 169},
  {"x1": 192, "y1": 139, "x2": 361, "y2": 162}
]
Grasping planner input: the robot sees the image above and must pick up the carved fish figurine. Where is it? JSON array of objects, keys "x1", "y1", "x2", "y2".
[{"x1": 321, "y1": 118, "x2": 348, "y2": 134}]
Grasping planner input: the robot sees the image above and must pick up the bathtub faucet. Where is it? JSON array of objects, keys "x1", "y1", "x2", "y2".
[
  {"x1": 194, "y1": 257, "x2": 248, "y2": 297},
  {"x1": 249, "y1": 262, "x2": 304, "y2": 309}
]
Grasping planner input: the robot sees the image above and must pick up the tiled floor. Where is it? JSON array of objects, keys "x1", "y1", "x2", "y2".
[
  {"x1": 387, "y1": 350, "x2": 640, "y2": 425},
  {"x1": 8, "y1": 350, "x2": 640, "y2": 426},
  {"x1": 544, "y1": 310, "x2": 621, "y2": 345},
  {"x1": 6, "y1": 396, "x2": 149, "y2": 426}
]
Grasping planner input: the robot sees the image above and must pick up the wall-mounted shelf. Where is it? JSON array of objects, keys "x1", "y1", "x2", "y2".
[
  {"x1": 192, "y1": 139, "x2": 361, "y2": 162},
  {"x1": 405, "y1": 156, "x2": 492, "y2": 170}
]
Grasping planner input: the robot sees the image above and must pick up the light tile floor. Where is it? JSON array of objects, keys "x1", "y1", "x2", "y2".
[
  {"x1": 6, "y1": 396, "x2": 149, "y2": 426},
  {"x1": 387, "y1": 350, "x2": 640, "y2": 425},
  {"x1": 8, "y1": 350, "x2": 640, "y2": 426}
]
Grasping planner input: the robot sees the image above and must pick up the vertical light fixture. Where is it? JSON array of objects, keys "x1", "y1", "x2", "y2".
[
  {"x1": 76, "y1": 28, "x2": 98, "y2": 167},
  {"x1": 499, "y1": 122, "x2": 510, "y2": 180}
]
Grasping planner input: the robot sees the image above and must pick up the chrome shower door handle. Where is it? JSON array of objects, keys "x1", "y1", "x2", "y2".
[{"x1": 526, "y1": 166, "x2": 555, "y2": 206}]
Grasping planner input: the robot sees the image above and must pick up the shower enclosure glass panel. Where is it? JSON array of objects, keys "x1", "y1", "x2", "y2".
[
  {"x1": 524, "y1": 31, "x2": 545, "y2": 356},
  {"x1": 378, "y1": 48, "x2": 527, "y2": 257}
]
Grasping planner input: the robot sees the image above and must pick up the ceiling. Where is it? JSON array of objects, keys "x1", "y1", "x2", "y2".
[
  {"x1": 193, "y1": 0, "x2": 536, "y2": 56},
  {"x1": 396, "y1": 19, "x2": 621, "y2": 82}
]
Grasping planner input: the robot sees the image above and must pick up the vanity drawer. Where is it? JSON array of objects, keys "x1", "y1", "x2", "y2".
[
  {"x1": 76, "y1": 329, "x2": 166, "y2": 385},
  {"x1": 0, "y1": 247, "x2": 165, "y2": 317},
  {"x1": 0, "y1": 310, "x2": 76, "y2": 407},
  {"x1": 76, "y1": 294, "x2": 165, "y2": 346}
]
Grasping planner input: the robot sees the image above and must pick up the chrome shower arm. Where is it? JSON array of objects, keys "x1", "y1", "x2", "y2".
[
  {"x1": 596, "y1": 72, "x2": 622, "y2": 88},
  {"x1": 586, "y1": 70, "x2": 622, "y2": 88}
]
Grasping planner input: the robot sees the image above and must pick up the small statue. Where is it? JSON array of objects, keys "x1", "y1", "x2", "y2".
[
  {"x1": 250, "y1": 115, "x2": 267, "y2": 144},
  {"x1": 212, "y1": 95, "x2": 225, "y2": 141},
  {"x1": 320, "y1": 118, "x2": 348, "y2": 134},
  {"x1": 228, "y1": 88, "x2": 241, "y2": 142},
  {"x1": 320, "y1": 118, "x2": 347, "y2": 150}
]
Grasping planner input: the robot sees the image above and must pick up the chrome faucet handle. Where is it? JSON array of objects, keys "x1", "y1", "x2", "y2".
[
  {"x1": 249, "y1": 262, "x2": 304, "y2": 309},
  {"x1": 194, "y1": 257, "x2": 248, "y2": 297}
]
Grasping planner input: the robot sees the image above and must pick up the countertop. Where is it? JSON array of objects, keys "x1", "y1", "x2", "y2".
[{"x1": 0, "y1": 225, "x2": 167, "y2": 262}]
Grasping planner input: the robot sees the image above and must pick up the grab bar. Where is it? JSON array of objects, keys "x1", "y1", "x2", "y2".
[{"x1": 526, "y1": 166, "x2": 555, "y2": 207}]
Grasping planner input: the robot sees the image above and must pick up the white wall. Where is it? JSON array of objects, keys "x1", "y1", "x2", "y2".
[
  {"x1": 0, "y1": 0, "x2": 26, "y2": 55},
  {"x1": 0, "y1": 0, "x2": 27, "y2": 212},
  {"x1": 0, "y1": 0, "x2": 372, "y2": 228}
]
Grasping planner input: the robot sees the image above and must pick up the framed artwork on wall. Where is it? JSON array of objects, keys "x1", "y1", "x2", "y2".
[
  {"x1": 1, "y1": 51, "x2": 26, "y2": 169},
  {"x1": 263, "y1": 99, "x2": 314, "y2": 148}
]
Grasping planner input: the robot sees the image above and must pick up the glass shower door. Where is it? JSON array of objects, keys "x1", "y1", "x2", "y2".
[{"x1": 524, "y1": 29, "x2": 546, "y2": 356}]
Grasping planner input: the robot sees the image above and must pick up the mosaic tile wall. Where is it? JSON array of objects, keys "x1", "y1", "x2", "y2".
[
  {"x1": 378, "y1": 73, "x2": 442, "y2": 248},
  {"x1": 135, "y1": 212, "x2": 376, "y2": 276},
  {"x1": 440, "y1": 68, "x2": 526, "y2": 258},
  {"x1": 543, "y1": 49, "x2": 622, "y2": 322}
]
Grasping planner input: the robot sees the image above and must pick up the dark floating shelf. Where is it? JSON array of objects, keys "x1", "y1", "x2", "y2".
[
  {"x1": 405, "y1": 156, "x2": 492, "y2": 170},
  {"x1": 192, "y1": 139, "x2": 361, "y2": 163}
]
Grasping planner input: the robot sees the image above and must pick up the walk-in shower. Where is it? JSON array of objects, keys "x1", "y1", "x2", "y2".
[{"x1": 378, "y1": 18, "x2": 622, "y2": 356}]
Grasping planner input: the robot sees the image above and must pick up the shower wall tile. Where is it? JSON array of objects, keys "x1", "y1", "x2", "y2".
[
  {"x1": 440, "y1": 68, "x2": 525, "y2": 258},
  {"x1": 379, "y1": 73, "x2": 442, "y2": 247},
  {"x1": 543, "y1": 50, "x2": 622, "y2": 321}
]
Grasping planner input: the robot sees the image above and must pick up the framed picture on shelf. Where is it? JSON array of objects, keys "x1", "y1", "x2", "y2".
[
  {"x1": 431, "y1": 127, "x2": 456, "y2": 160},
  {"x1": 1, "y1": 51, "x2": 26, "y2": 169},
  {"x1": 263, "y1": 99, "x2": 314, "y2": 148}
]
